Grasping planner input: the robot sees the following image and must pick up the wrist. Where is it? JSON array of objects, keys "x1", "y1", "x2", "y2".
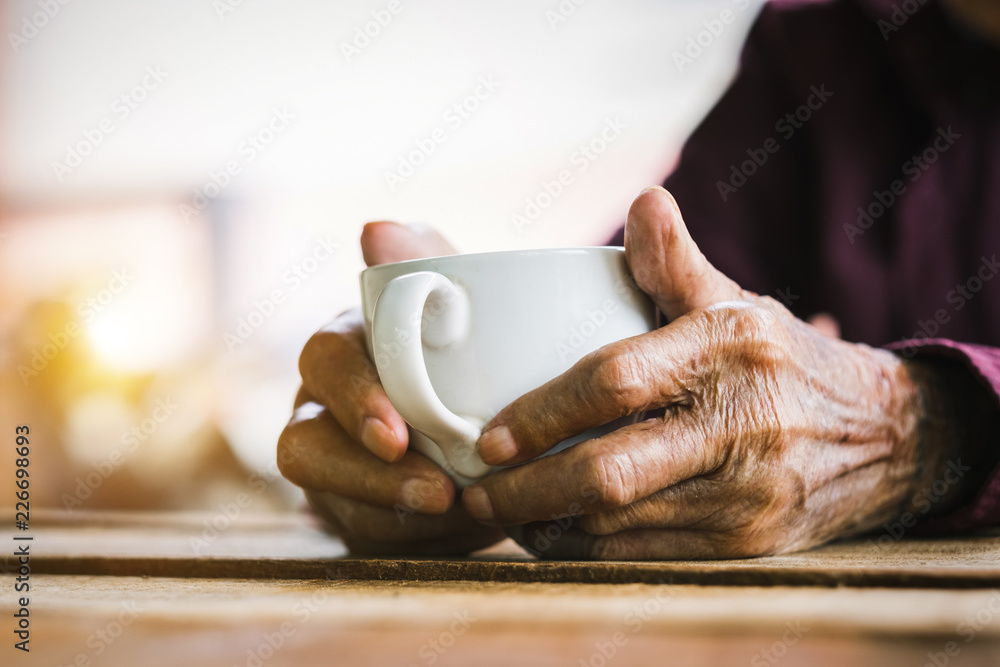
[{"x1": 898, "y1": 357, "x2": 997, "y2": 520}]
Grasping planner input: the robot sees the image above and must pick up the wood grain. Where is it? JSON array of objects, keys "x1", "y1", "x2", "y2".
[
  {"x1": 6, "y1": 575, "x2": 1000, "y2": 667},
  {"x1": 6, "y1": 511, "x2": 1000, "y2": 666},
  {"x1": 5, "y1": 509, "x2": 1000, "y2": 588}
]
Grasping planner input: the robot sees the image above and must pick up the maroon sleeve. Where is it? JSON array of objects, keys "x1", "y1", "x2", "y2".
[
  {"x1": 606, "y1": 2, "x2": 1000, "y2": 534},
  {"x1": 607, "y1": 2, "x2": 826, "y2": 317},
  {"x1": 886, "y1": 340, "x2": 1000, "y2": 534}
]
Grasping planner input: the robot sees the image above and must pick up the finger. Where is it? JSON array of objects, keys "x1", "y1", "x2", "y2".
[
  {"x1": 305, "y1": 490, "x2": 504, "y2": 554},
  {"x1": 360, "y1": 221, "x2": 457, "y2": 266},
  {"x1": 575, "y1": 478, "x2": 724, "y2": 536},
  {"x1": 477, "y1": 324, "x2": 698, "y2": 466},
  {"x1": 624, "y1": 186, "x2": 745, "y2": 321},
  {"x1": 278, "y1": 401, "x2": 455, "y2": 514},
  {"x1": 507, "y1": 523, "x2": 733, "y2": 560},
  {"x1": 300, "y1": 221, "x2": 457, "y2": 461},
  {"x1": 464, "y1": 415, "x2": 722, "y2": 526},
  {"x1": 807, "y1": 312, "x2": 841, "y2": 338},
  {"x1": 299, "y1": 308, "x2": 408, "y2": 462}
]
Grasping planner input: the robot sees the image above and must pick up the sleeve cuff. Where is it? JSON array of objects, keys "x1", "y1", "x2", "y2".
[{"x1": 884, "y1": 338, "x2": 1000, "y2": 535}]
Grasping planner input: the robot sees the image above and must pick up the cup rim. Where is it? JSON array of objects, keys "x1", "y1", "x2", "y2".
[{"x1": 360, "y1": 245, "x2": 624, "y2": 277}]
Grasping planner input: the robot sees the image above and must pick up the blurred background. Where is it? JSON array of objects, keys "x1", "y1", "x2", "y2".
[{"x1": 0, "y1": 0, "x2": 762, "y2": 514}]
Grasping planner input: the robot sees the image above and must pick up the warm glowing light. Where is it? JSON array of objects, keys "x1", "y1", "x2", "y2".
[{"x1": 86, "y1": 310, "x2": 154, "y2": 372}]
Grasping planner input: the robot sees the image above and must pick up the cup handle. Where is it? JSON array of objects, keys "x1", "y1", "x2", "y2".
[{"x1": 371, "y1": 271, "x2": 491, "y2": 480}]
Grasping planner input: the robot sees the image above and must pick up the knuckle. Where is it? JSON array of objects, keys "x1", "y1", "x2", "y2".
[
  {"x1": 699, "y1": 302, "x2": 774, "y2": 342},
  {"x1": 756, "y1": 294, "x2": 791, "y2": 316},
  {"x1": 275, "y1": 404, "x2": 330, "y2": 488},
  {"x1": 578, "y1": 510, "x2": 626, "y2": 536},
  {"x1": 586, "y1": 343, "x2": 650, "y2": 414},
  {"x1": 702, "y1": 305, "x2": 785, "y2": 372},
  {"x1": 276, "y1": 425, "x2": 304, "y2": 483},
  {"x1": 722, "y1": 529, "x2": 780, "y2": 558},
  {"x1": 300, "y1": 327, "x2": 358, "y2": 378},
  {"x1": 588, "y1": 532, "x2": 633, "y2": 560},
  {"x1": 301, "y1": 326, "x2": 383, "y2": 410},
  {"x1": 729, "y1": 307, "x2": 777, "y2": 342},
  {"x1": 580, "y1": 452, "x2": 639, "y2": 509},
  {"x1": 298, "y1": 330, "x2": 329, "y2": 381},
  {"x1": 578, "y1": 495, "x2": 655, "y2": 535}
]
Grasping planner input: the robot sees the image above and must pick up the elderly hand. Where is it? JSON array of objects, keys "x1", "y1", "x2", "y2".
[
  {"x1": 278, "y1": 222, "x2": 505, "y2": 555},
  {"x1": 460, "y1": 186, "x2": 972, "y2": 560}
]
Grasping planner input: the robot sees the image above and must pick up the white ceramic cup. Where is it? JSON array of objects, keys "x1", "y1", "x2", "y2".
[{"x1": 360, "y1": 247, "x2": 656, "y2": 487}]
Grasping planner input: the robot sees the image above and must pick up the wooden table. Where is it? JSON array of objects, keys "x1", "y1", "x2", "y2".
[{"x1": 4, "y1": 510, "x2": 1000, "y2": 666}]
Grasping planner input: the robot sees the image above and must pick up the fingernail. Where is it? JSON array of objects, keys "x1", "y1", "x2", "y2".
[
  {"x1": 400, "y1": 477, "x2": 450, "y2": 514},
  {"x1": 636, "y1": 185, "x2": 677, "y2": 211},
  {"x1": 463, "y1": 485, "x2": 494, "y2": 522},
  {"x1": 477, "y1": 425, "x2": 518, "y2": 465},
  {"x1": 360, "y1": 418, "x2": 400, "y2": 462}
]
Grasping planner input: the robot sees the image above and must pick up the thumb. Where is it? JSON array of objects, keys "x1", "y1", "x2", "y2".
[
  {"x1": 360, "y1": 221, "x2": 458, "y2": 267},
  {"x1": 624, "y1": 186, "x2": 744, "y2": 321}
]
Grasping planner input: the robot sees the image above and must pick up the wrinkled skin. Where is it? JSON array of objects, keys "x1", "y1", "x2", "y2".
[{"x1": 279, "y1": 186, "x2": 970, "y2": 559}]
